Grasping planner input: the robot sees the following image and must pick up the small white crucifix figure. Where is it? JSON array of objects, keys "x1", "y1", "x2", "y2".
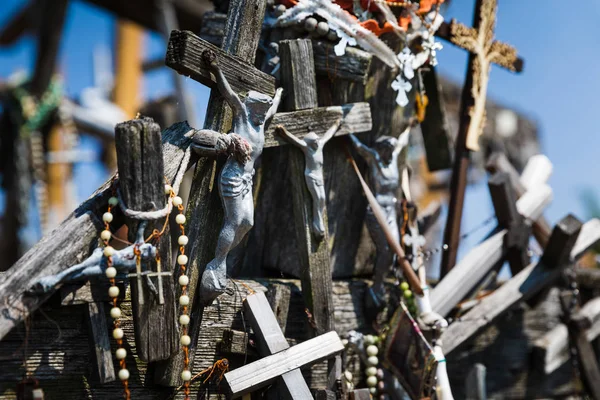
[{"x1": 223, "y1": 291, "x2": 344, "y2": 399}]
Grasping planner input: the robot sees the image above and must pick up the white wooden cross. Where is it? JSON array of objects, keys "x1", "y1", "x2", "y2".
[{"x1": 223, "y1": 291, "x2": 344, "y2": 399}]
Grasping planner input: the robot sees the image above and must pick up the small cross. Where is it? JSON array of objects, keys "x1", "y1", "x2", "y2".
[
  {"x1": 223, "y1": 291, "x2": 344, "y2": 398},
  {"x1": 126, "y1": 266, "x2": 172, "y2": 305},
  {"x1": 403, "y1": 226, "x2": 426, "y2": 263}
]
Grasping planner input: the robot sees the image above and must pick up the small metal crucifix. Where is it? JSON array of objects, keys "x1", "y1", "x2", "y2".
[{"x1": 126, "y1": 258, "x2": 172, "y2": 305}]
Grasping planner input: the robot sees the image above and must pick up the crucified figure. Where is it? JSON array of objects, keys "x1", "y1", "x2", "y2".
[
  {"x1": 196, "y1": 50, "x2": 283, "y2": 306},
  {"x1": 349, "y1": 125, "x2": 411, "y2": 317},
  {"x1": 274, "y1": 118, "x2": 342, "y2": 241},
  {"x1": 28, "y1": 222, "x2": 157, "y2": 294}
]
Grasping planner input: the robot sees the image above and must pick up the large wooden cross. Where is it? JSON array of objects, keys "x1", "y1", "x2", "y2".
[
  {"x1": 158, "y1": 7, "x2": 371, "y2": 384},
  {"x1": 224, "y1": 291, "x2": 344, "y2": 398},
  {"x1": 439, "y1": 0, "x2": 523, "y2": 277}
]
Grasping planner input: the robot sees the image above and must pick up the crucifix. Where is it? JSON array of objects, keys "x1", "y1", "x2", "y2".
[
  {"x1": 223, "y1": 291, "x2": 345, "y2": 398},
  {"x1": 159, "y1": 22, "x2": 372, "y2": 385},
  {"x1": 439, "y1": 0, "x2": 524, "y2": 278}
]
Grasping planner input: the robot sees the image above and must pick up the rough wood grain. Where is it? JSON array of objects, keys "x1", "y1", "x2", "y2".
[
  {"x1": 157, "y1": 0, "x2": 269, "y2": 386},
  {"x1": 166, "y1": 29, "x2": 276, "y2": 97},
  {"x1": 0, "y1": 121, "x2": 195, "y2": 341},
  {"x1": 430, "y1": 184, "x2": 552, "y2": 317},
  {"x1": 465, "y1": 364, "x2": 487, "y2": 400},
  {"x1": 441, "y1": 216, "x2": 600, "y2": 355},
  {"x1": 224, "y1": 331, "x2": 344, "y2": 398},
  {"x1": 115, "y1": 117, "x2": 178, "y2": 362},
  {"x1": 86, "y1": 301, "x2": 115, "y2": 383},
  {"x1": 244, "y1": 291, "x2": 312, "y2": 399},
  {"x1": 311, "y1": 41, "x2": 372, "y2": 84}
]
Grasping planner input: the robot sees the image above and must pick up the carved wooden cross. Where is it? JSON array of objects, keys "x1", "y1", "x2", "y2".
[
  {"x1": 126, "y1": 268, "x2": 172, "y2": 305},
  {"x1": 160, "y1": 18, "x2": 371, "y2": 384},
  {"x1": 223, "y1": 291, "x2": 344, "y2": 398},
  {"x1": 440, "y1": 0, "x2": 523, "y2": 277}
]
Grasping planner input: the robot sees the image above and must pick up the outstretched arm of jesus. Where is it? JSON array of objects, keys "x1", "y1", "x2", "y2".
[
  {"x1": 349, "y1": 134, "x2": 377, "y2": 161},
  {"x1": 321, "y1": 118, "x2": 343, "y2": 144},
  {"x1": 264, "y1": 88, "x2": 284, "y2": 123},
  {"x1": 394, "y1": 125, "x2": 411, "y2": 156},
  {"x1": 203, "y1": 50, "x2": 244, "y2": 116},
  {"x1": 274, "y1": 125, "x2": 307, "y2": 149}
]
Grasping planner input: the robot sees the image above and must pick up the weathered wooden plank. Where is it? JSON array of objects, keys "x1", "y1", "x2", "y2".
[
  {"x1": 157, "y1": 0, "x2": 269, "y2": 386},
  {"x1": 441, "y1": 216, "x2": 600, "y2": 355},
  {"x1": 224, "y1": 331, "x2": 344, "y2": 398},
  {"x1": 86, "y1": 301, "x2": 115, "y2": 383},
  {"x1": 488, "y1": 172, "x2": 530, "y2": 274},
  {"x1": 266, "y1": 282, "x2": 292, "y2": 334},
  {"x1": 115, "y1": 117, "x2": 178, "y2": 362},
  {"x1": 264, "y1": 103, "x2": 372, "y2": 149},
  {"x1": 430, "y1": 184, "x2": 552, "y2": 317},
  {"x1": 0, "y1": 121, "x2": 195, "y2": 341},
  {"x1": 279, "y1": 39, "x2": 318, "y2": 111},
  {"x1": 245, "y1": 291, "x2": 313, "y2": 399},
  {"x1": 350, "y1": 389, "x2": 372, "y2": 400},
  {"x1": 465, "y1": 364, "x2": 487, "y2": 400},
  {"x1": 166, "y1": 29, "x2": 276, "y2": 97},
  {"x1": 311, "y1": 41, "x2": 372, "y2": 83}
]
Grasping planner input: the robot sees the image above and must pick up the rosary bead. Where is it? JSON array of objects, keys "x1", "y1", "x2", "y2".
[
  {"x1": 403, "y1": 289, "x2": 413, "y2": 299},
  {"x1": 400, "y1": 282, "x2": 409, "y2": 291},
  {"x1": 181, "y1": 370, "x2": 192, "y2": 381},
  {"x1": 113, "y1": 328, "x2": 124, "y2": 339},
  {"x1": 110, "y1": 307, "x2": 122, "y2": 319},
  {"x1": 376, "y1": 368, "x2": 384, "y2": 380},
  {"x1": 377, "y1": 381, "x2": 386, "y2": 391},
  {"x1": 100, "y1": 230, "x2": 112, "y2": 241},
  {"x1": 344, "y1": 370, "x2": 353, "y2": 382},
  {"x1": 304, "y1": 17, "x2": 318, "y2": 32},
  {"x1": 367, "y1": 356, "x2": 379, "y2": 366},
  {"x1": 103, "y1": 246, "x2": 116, "y2": 257},
  {"x1": 273, "y1": 4, "x2": 286, "y2": 17},
  {"x1": 118, "y1": 368, "x2": 130, "y2": 381},
  {"x1": 116, "y1": 348, "x2": 127, "y2": 360},
  {"x1": 179, "y1": 295, "x2": 190, "y2": 306},
  {"x1": 316, "y1": 21, "x2": 329, "y2": 36},
  {"x1": 177, "y1": 255, "x2": 188, "y2": 265},
  {"x1": 364, "y1": 334, "x2": 375, "y2": 345},
  {"x1": 326, "y1": 30, "x2": 338, "y2": 42},
  {"x1": 341, "y1": 338, "x2": 349, "y2": 346},
  {"x1": 173, "y1": 196, "x2": 183, "y2": 207},
  {"x1": 369, "y1": 388, "x2": 377, "y2": 395},
  {"x1": 103, "y1": 212, "x2": 113, "y2": 223},
  {"x1": 105, "y1": 266, "x2": 117, "y2": 278},
  {"x1": 179, "y1": 314, "x2": 190, "y2": 325},
  {"x1": 164, "y1": 184, "x2": 173, "y2": 195},
  {"x1": 366, "y1": 344, "x2": 379, "y2": 357},
  {"x1": 366, "y1": 366, "x2": 377, "y2": 376},
  {"x1": 108, "y1": 197, "x2": 119, "y2": 206},
  {"x1": 366, "y1": 376, "x2": 378, "y2": 388},
  {"x1": 179, "y1": 275, "x2": 189, "y2": 286},
  {"x1": 181, "y1": 335, "x2": 192, "y2": 346},
  {"x1": 175, "y1": 214, "x2": 186, "y2": 225},
  {"x1": 178, "y1": 235, "x2": 189, "y2": 246},
  {"x1": 108, "y1": 286, "x2": 120, "y2": 298}
]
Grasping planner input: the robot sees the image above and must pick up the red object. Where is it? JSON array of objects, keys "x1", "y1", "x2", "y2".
[
  {"x1": 360, "y1": 19, "x2": 396, "y2": 36},
  {"x1": 278, "y1": 0, "x2": 298, "y2": 7},
  {"x1": 360, "y1": 0, "x2": 381, "y2": 12},
  {"x1": 418, "y1": 0, "x2": 445, "y2": 14},
  {"x1": 334, "y1": 0, "x2": 354, "y2": 10}
]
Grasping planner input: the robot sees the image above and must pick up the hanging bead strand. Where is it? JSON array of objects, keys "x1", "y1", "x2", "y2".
[
  {"x1": 102, "y1": 195, "x2": 131, "y2": 400},
  {"x1": 168, "y1": 184, "x2": 191, "y2": 399}
]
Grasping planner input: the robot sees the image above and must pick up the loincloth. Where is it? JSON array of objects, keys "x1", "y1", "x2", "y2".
[{"x1": 305, "y1": 172, "x2": 324, "y2": 187}]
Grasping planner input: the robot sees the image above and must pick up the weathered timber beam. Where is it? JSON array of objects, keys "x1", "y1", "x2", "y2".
[
  {"x1": 576, "y1": 267, "x2": 600, "y2": 289},
  {"x1": 0, "y1": 0, "x2": 37, "y2": 46},
  {"x1": 166, "y1": 29, "x2": 276, "y2": 96},
  {"x1": 224, "y1": 331, "x2": 344, "y2": 398},
  {"x1": 430, "y1": 184, "x2": 553, "y2": 317},
  {"x1": 264, "y1": 102, "x2": 372, "y2": 148},
  {"x1": 0, "y1": 121, "x2": 195, "y2": 340},
  {"x1": 441, "y1": 217, "x2": 600, "y2": 355},
  {"x1": 84, "y1": 0, "x2": 209, "y2": 34},
  {"x1": 486, "y1": 152, "x2": 553, "y2": 247},
  {"x1": 534, "y1": 296, "x2": 600, "y2": 374}
]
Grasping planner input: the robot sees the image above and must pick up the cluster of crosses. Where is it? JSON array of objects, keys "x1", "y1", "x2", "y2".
[{"x1": 1, "y1": 0, "x2": 600, "y2": 399}]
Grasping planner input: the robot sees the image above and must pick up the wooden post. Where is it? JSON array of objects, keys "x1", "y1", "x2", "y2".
[
  {"x1": 86, "y1": 301, "x2": 116, "y2": 383},
  {"x1": 441, "y1": 216, "x2": 600, "y2": 355},
  {"x1": 114, "y1": 20, "x2": 142, "y2": 118},
  {"x1": 278, "y1": 38, "x2": 340, "y2": 395},
  {"x1": 440, "y1": 0, "x2": 522, "y2": 277},
  {"x1": 114, "y1": 117, "x2": 178, "y2": 362},
  {"x1": 157, "y1": 0, "x2": 269, "y2": 385},
  {"x1": 465, "y1": 364, "x2": 486, "y2": 400},
  {"x1": 488, "y1": 172, "x2": 530, "y2": 274}
]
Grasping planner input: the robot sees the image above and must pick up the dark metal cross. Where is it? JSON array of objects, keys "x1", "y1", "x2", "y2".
[{"x1": 439, "y1": 0, "x2": 523, "y2": 277}]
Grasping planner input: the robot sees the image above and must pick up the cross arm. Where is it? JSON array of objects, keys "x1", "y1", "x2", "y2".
[
  {"x1": 264, "y1": 102, "x2": 372, "y2": 148},
  {"x1": 166, "y1": 29, "x2": 276, "y2": 96},
  {"x1": 435, "y1": 20, "x2": 524, "y2": 73}
]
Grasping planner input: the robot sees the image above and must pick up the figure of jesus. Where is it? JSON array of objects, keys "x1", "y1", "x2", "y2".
[
  {"x1": 349, "y1": 126, "x2": 410, "y2": 315},
  {"x1": 274, "y1": 118, "x2": 342, "y2": 241},
  {"x1": 195, "y1": 51, "x2": 283, "y2": 305}
]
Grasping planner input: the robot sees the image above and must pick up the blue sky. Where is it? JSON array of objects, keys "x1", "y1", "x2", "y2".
[{"x1": 0, "y1": 0, "x2": 598, "y2": 253}]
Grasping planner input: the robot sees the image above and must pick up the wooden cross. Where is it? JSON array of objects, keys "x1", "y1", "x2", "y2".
[
  {"x1": 223, "y1": 291, "x2": 344, "y2": 398},
  {"x1": 126, "y1": 269, "x2": 172, "y2": 305},
  {"x1": 440, "y1": 0, "x2": 523, "y2": 277},
  {"x1": 159, "y1": 16, "x2": 371, "y2": 384},
  {"x1": 115, "y1": 118, "x2": 178, "y2": 363},
  {"x1": 440, "y1": 215, "x2": 600, "y2": 355},
  {"x1": 430, "y1": 179, "x2": 552, "y2": 317}
]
